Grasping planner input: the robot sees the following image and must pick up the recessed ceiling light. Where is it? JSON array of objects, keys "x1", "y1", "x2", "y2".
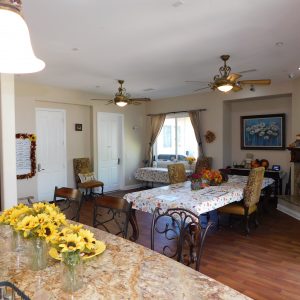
[
  {"x1": 275, "y1": 42, "x2": 284, "y2": 47},
  {"x1": 298, "y1": 67, "x2": 300, "y2": 70}
]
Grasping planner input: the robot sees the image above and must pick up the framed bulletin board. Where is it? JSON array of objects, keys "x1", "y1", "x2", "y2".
[{"x1": 16, "y1": 133, "x2": 37, "y2": 179}]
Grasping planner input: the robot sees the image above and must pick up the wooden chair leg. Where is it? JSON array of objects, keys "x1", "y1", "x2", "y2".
[
  {"x1": 254, "y1": 210, "x2": 259, "y2": 228},
  {"x1": 244, "y1": 208, "x2": 250, "y2": 235}
]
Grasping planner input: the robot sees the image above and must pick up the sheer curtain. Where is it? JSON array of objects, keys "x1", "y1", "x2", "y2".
[
  {"x1": 188, "y1": 110, "x2": 204, "y2": 165},
  {"x1": 147, "y1": 114, "x2": 166, "y2": 166}
]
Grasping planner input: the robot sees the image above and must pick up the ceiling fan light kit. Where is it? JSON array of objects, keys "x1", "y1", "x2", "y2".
[
  {"x1": 92, "y1": 79, "x2": 151, "y2": 107},
  {"x1": 0, "y1": 0, "x2": 45, "y2": 73},
  {"x1": 191, "y1": 54, "x2": 271, "y2": 94}
]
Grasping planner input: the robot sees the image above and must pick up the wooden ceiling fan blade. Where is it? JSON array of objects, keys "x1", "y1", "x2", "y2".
[
  {"x1": 131, "y1": 101, "x2": 142, "y2": 105},
  {"x1": 185, "y1": 80, "x2": 209, "y2": 83},
  {"x1": 129, "y1": 98, "x2": 151, "y2": 102},
  {"x1": 227, "y1": 73, "x2": 241, "y2": 83},
  {"x1": 105, "y1": 100, "x2": 114, "y2": 105},
  {"x1": 232, "y1": 85, "x2": 242, "y2": 92},
  {"x1": 239, "y1": 79, "x2": 271, "y2": 85},
  {"x1": 90, "y1": 98, "x2": 112, "y2": 101},
  {"x1": 194, "y1": 86, "x2": 210, "y2": 92}
]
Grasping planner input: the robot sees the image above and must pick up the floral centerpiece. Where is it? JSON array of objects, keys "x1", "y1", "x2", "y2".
[
  {"x1": 190, "y1": 173, "x2": 202, "y2": 190},
  {"x1": 49, "y1": 224, "x2": 106, "y2": 292},
  {"x1": 200, "y1": 169, "x2": 223, "y2": 186},
  {"x1": 186, "y1": 156, "x2": 196, "y2": 165}
]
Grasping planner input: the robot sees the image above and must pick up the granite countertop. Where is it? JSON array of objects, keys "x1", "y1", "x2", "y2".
[{"x1": 0, "y1": 224, "x2": 250, "y2": 300}]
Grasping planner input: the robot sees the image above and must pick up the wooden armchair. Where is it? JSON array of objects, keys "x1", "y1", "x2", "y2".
[
  {"x1": 73, "y1": 158, "x2": 104, "y2": 197},
  {"x1": 53, "y1": 187, "x2": 83, "y2": 221},
  {"x1": 195, "y1": 157, "x2": 212, "y2": 174},
  {"x1": 167, "y1": 163, "x2": 187, "y2": 184},
  {"x1": 218, "y1": 167, "x2": 265, "y2": 234}
]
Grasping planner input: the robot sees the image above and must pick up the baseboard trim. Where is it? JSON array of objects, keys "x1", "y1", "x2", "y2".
[
  {"x1": 277, "y1": 203, "x2": 300, "y2": 221},
  {"x1": 120, "y1": 184, "x2": 143, "y2": 191}
]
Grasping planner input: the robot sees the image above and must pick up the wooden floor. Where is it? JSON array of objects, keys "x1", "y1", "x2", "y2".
[{"x1": 80, "y1": 192, "x2": 300, "y2": 300}]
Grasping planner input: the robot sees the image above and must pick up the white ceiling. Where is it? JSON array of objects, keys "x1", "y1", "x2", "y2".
[{"x1": 20, "y1": 0, "x2": 300, "y2": 99}]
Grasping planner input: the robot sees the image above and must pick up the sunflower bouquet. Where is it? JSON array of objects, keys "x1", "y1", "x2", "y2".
[
  {"x1": 49, "y1": 223, "x2": 106, "y2": 261},
  {"x1": 49, "y1": 224, "x2": 106, "y2": 292},
  {"x1": 186, "y1": 156, "x2": 196, "y2": 165}
]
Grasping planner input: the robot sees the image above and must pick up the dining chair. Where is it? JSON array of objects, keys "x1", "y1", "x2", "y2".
[
  {"x1": 167, "y1": 163, "x2": 187, "y2": 184},
  {"x1": 53, "y1": 186, "x2": 83, "y2": 222},
  {"x1": 73, "y1": 158, "x2": 104, "y2": 197},
  {"x1": 93, "y1": 196, "x2": 133, "y2": 239},
  {"x1": 195, "y1": 156, "x2": 212, "y2": 174},
  {"x1": 217, "y1": 166, "x2": 265, "y2": 235},
  {"x1": 151, "y1": 207, "x2": 212, "y2": 271}
]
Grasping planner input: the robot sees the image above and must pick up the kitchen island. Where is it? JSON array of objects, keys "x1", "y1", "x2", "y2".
[{"x1": 0, "y1": 224, "x2": 250, "y2": 300}]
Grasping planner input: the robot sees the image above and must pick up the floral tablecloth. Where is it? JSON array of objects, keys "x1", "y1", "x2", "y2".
[
  {"x1": 135, "y1": 167, "x2": 192, "y2": 184},
  {"x1": 124, "y1": 175, "x2": 274, "y2": 216}
]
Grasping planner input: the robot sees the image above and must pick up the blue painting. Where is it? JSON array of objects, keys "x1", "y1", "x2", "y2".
[{"x1": 241, "y1": 114, "x2": 285, "y2": 150}]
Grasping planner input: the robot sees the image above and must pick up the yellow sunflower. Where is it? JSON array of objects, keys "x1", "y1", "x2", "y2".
[
  {"x1": 9, "y1": 206, "x2": 31, "y2": 226},
  {"x1": 38, "y1": 222, "x2": 58, "y2": 241},
  {"x1": 69, "y1": 224, "x2": 83, "y2": 233},
  {"x1": 49, "y1": 211, "x2": 67, "y2": 226},
  {"x1": 15, "y1": 215, "x2": 39, "y2": 237},
  {"x1": 78, "y1": 229, "x2": 96, "y2": 251},
  {"x1": 59, "y1": 233, "x2": 85, "y2": 252},
  {"x1": 33, "y1": 202, "x2": 47, "y2": 213},
  {"x1": 37, "y1": 213, "x2": 51, "y2": 225}
]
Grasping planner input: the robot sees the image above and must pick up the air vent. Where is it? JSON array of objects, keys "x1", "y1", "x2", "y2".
[{"x1": 143, "y1": 88, "x2": 155, "y2": 92}]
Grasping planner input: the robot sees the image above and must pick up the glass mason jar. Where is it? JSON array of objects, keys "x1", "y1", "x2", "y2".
[
  {"x1": 11, "y1": 229, "x2": 23, "y2": 252},
  {"x1": 61, "y1": 251, "x2": 83, "y2": 293},
  {"x1": 28, "y1": 237, "x2": 48, "y2": 271},
  {"x1": 191, "y1": 180, "x2": 201, "y2": 190}
]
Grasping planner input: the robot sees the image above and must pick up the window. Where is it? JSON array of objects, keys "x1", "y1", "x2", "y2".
[{"x1": 155, "y1": 114, "x2": 198, "y2": 161}]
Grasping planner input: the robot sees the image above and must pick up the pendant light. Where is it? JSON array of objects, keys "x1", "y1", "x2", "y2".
[{"x1": 0, "y1": 0, "x2": 45, "y2": 74}]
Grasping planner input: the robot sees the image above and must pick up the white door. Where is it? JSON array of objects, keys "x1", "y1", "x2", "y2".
[
  {"x1": 36, "y1": 108, "x2": 67, "y2": 201},
  {"x1": 97, "y1": 112, "x2": 123, "y2": 192}
]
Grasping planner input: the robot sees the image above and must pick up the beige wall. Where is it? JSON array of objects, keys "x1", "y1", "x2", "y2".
[
  {"x1": 12, "y1": 77, "x2": 298, "y2": 199},
  {"x1": 14, "y1": 80, "x2": 147, "y2": 199},
  {"x1": 146, "y1": 81, "x2": 293, "y2": 169},
  {"x1": 15, "y1": 81, "x2": 94, "y2": 200},
  {"x1": 229, "y1": 96, "x2": 292, "y2": 185}
]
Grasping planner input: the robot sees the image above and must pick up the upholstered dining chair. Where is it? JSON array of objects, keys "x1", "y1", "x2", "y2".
[
  {"x1": 73, "y1": 158, "x2": 104, "y2": 197},
  {"x1": 218, "y1": 166, "x2": 265, "y2": 235},
  {"x1": 151, "y1": 207, "x2": 212, "y2": 271},
  {"x1": 167, "y1": 163, "x2": 187, "y2": 184},
  {"x1": 195, "y1": 157, "x2": 212, "y2": 174},
  {"x1": 53, "y1": 186, "x2": 83, "y2": 222}
]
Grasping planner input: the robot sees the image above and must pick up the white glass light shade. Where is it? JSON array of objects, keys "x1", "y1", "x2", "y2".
[
  {"x1": 0, "y1": 8, "x2": 45, "y2": 73},
  {"x1": 116, "y1": 101, "x2": 128, "y2": 107},
  {"x1": 217, "y1": 84, "x2": 233, "y2": 92}
]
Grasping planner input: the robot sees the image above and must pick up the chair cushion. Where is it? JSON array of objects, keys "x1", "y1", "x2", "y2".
[
  {"x1": 78, "y1": 172, "x2": 96, "y2": 183},
  {"x1": 218, "y1": 203, "x2": 257, "y2": 216},
  {"x1": 78, "y1": 180, "x2": 104, "y2": 189}
]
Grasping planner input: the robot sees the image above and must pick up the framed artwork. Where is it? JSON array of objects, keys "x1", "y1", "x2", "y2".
[
  {"x1": 75, "y1": 123, "x2": 82, "y2": 131},
  {"x1": 240, "y1": 114, "x2": 285, "y2": 150}
]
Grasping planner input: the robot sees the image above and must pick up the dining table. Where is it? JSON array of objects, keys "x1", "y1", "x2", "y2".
[
  {"x1": 0, "y1": 222, "x2": 250, "y2": 300},
  {"x1": 124, "y1": 175, "x2": 274, "y2": 241}
]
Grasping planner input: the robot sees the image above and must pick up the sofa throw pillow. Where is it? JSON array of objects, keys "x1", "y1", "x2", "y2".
[{"x1": 78, "y1": 172, "x2": 96, "y2": 183}]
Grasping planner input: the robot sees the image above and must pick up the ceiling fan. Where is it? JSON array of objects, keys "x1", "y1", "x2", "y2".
[
  {"x1": 187, "y1": 55, "x2": 271, "y2": 93},
  {"x1": 91, "y1": 80, "x2": 151, "y2": 107}
]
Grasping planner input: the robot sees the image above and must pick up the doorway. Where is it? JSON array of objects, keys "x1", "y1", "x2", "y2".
[
  {"x1": 97, "y1": 112, "x2": 124, "y2": 192},
  {"x1": 36, "y1": 108, "x2": 67, "y2": 201}
]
